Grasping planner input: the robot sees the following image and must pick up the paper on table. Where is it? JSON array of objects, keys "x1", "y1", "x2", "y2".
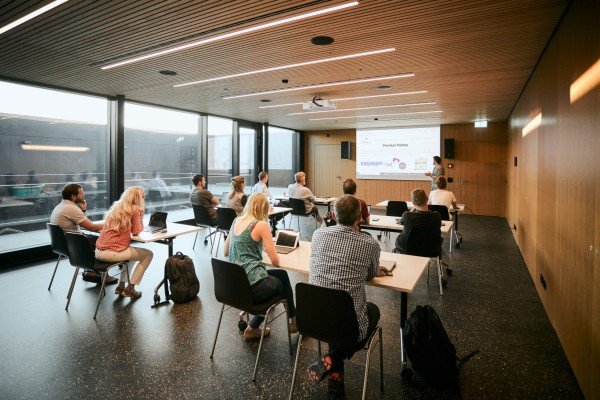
[{"x1": 380, "y1": 258, "x2": 396, "y2": 272}]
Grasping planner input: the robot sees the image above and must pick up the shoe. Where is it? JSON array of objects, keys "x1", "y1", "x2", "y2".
[
  {"x1": 243, "y1": 327, "x2": 271, "y2": 341},
  {"x1": 288, "y1": 322, "x2": 298, "y2": 334},
  {"x1": 82, "y1": 271, "x2": 101, "y2": 284},
  {"x1": 327, "y1": 371, "x2": 345, "y2": 399},
  {"x1": 104, "y1": 275, "x2": 118, "y2": 285},
  {"x1": 122, "y1": 287, "x2": 142, "y2": 299},
  {"x1": 114, "y1": 283, "x2": 125, "y2": 295},
  {"x1": 308, "y1": 354, "x2": 333, "y2": 383}
]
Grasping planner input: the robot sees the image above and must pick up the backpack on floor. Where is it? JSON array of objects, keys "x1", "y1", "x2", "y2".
[
  {"x1": 403, "y1": 305, "x2": 479, "y2": 390},
  {"x1": 164, "y1": 252, "x2": 199, "y2": 303}
]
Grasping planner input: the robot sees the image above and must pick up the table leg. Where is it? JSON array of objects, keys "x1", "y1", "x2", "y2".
[
  {"x1": 167, "y1": 238, "x2": 173, "y2": 257},
  {"x1": 400, "y1": 292, "x2": 408, "y2": 328}
]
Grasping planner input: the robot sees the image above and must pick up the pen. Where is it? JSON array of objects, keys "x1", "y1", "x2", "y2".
[{"x1": 385, "y1": 272, "x2": 393, "y2": 277}]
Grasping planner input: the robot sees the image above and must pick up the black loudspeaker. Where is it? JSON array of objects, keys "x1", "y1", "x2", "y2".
[
  {"x1": 341, "y1": 141, "x2": 351, "y2": 159},
  {"x1": 444, "y1": 138, "x2": 455, "y2": 159}
]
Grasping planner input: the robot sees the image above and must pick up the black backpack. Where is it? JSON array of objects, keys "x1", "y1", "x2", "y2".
[
  {"x1": 163, "y1": 252, "x2": 199, "y2": 303},
  {"x1": 403, "y1": 305, "x2": 478, "y2": 390}
]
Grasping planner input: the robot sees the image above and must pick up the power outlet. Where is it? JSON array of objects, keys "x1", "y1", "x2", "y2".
[{"x1": 540, "y1": 274, "x2": 547, "y2": 290}]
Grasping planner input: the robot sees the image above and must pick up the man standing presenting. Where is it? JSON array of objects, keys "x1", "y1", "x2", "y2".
[
  {"x1": 308, "y1": 195, "x2": 388, "y2": 396},
  {"x1": 50, "y1": 183, "x2": 116, "y2": 285},
  {"x1": 287, "y1": 171, "x2": 323, "y2": 225}
]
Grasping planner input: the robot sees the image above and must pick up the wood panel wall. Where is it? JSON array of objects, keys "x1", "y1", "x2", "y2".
[
  {"x1": 506, "y1": 1, "x2": 600, "y2": 398},
  {"x1": 304, "y1": 122, "x2": 507, "y2": 217}
]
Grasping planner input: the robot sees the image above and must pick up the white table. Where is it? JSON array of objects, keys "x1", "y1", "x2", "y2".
[
  {"x1": 132, "y1": 221, "x2": 203, "y2": 257},
  {"x1": 276, "y1": 196, "x2": 337, "y2": 212},
  {"x1": 376, "y1": 200, "x2": 465, "y2": 214},
  {"x1": 268, "y1": 206, "x2": 292, "y2": 235},
  {"x1": 261, "y1": 240, "x2": 429, "y2": 327}
]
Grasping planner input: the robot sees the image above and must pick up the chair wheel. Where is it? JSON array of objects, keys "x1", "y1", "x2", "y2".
[
  {"x1": 204, "y1": 239, "x2": 208, "y2": 245},
  {"x1": 238, "y1": 320, "x2": 248, "y2": 331},
  {"x1": 446, "y1": 268, "x2": 453, "y2": 276},
  {"x1": 377, "y1": 234, "x2": 382, "y2": 240},
  {"x1": 153, "y1": 294, "x2": 161, "y2": 304},
  {"x1": 401, "y1": 368, "x2": 413, "y2": 381}
]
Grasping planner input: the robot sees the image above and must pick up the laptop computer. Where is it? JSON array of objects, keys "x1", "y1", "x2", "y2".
[
  {"x1": 144, "y1": 211, "x2": 168, "y2": 233},
  {"x1": 274, "y1": 230, "x2": 300, "y2": 254}
]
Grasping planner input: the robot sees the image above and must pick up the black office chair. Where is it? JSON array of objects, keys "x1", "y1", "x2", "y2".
[
  {"x1": 210, "y1": 258, "x2": 292, "y2": 382},
  {"x1": 386, "y1": 201, "x2": 409, "y2": 217},
  {"x1": 46, "y1": 223, "x2": 69, "y2": 291},
  {"x1": 289, "y1": 283, "x2": 383, "y2": 400},
  {"x1": 288, "y1": 198, "x2": 318, "y2": 239},
  {"x1": 428, "y1": 204, "x2": 450, "y2": 220},
  {"x1": 214, "y1": 207, "x2": 237, "y2": 255},
  {"x1": 192, "y1": 204, "x2": 217, "y2": 250},
  {"x1": 64, "y1": 232, "x2": 129, "y2": 319},
  {"x1": 405, "y1": 225, "x2": 445, "y2": 295}
]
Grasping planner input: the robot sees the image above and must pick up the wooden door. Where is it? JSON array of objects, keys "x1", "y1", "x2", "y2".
[{"x1": 312, "y1": 144, "x2": 342, "y2": 196}]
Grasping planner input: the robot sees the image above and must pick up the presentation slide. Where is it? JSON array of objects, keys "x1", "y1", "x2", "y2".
[{"x1": 356, "y1": 126, "x2": 440, "y2": 180}]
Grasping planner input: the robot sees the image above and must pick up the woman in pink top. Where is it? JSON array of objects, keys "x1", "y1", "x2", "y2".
[{"x1": 95, "y1": 186, "x2": 154, "y2": 299}]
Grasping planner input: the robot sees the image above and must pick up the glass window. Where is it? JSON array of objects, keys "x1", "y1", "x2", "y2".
[
  {"x1": 239, "y1": 126, "x2": 257, "y2": 192},
  {"x1": 124, "y1": 103, "x2": 199, "y2": 218},
  {"x1": 0, "y1": 80, "x2": 109, "y2": 253},
  {"x1": 207, "y1": 116, "x2": 233, "y2": 198},
  {"x1": 267, "y1": 126, "x2": 296, "y2": 196}
]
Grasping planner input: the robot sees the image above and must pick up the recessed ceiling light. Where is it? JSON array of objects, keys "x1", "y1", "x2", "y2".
[
  {"x1": 260, "y1": 99, "x2": 272, "y2": 103},
  {"x1": 377, "y1": 85, "x2": 391, "y2": 90},
  {"x1": 311, "y1": 36, "x2": 334, "y2": 45},
  {"x1": 259, "y1": 90, "x2": 427, "y2": 109},
  {"x1": 174, "y1": 48, "x2": 395, "y2": 87},
  {"x1": 309, "y1": 110, "x2": 443, "y2": 121},
  {"x1": 0, "y1": 0, "x2": 70, "y2": 36},
  {"x1": 223, "y1": 73, "x2": 415, "y2": 99},
  {"x1": 101, "y1": 1, "x2": 359, "y2": 70},
  {"x1": 159, "y1": 69, "x2": 177, "y2": 76},
  {"x1": 287, "y1": 101, "x2": 436, "y2": 115},
  {"x1": 21, "y1": 143, "x2": 89, "y2": 152}
]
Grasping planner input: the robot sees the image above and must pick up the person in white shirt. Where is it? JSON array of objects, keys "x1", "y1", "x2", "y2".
[
  {"x1": 252, "y1": 171, "x2": 271, "y2": 196},
  {"x1": 287, "y1": 171, "x2": 323, "y2": 224},
  {"x1": 428, "y1": 177, "x2": 457, "y2": 218}
]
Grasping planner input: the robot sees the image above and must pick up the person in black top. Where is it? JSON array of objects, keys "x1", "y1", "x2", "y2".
[{"x1": 394, "y1": 188, "x2": 442, "y2": 254}]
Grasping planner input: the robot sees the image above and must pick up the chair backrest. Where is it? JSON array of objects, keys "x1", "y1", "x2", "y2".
[
  {"x1": 47, "y1": 223, "x2": 69, "y2": 257},
  {"x1": 405, "y1": 225, "x2": 442, "y2": 258},
  {"x1": 211, "y1": 258, "x2": 254, "y2": 311},
  {"x1": 295, "y1": 282, "x2": 359, "y2": 348},
  {"x1": 64, "y1": 232, "x2": 95, "y2": 269},
  {"x1": 386, "y1": 201, "x2": 408, "y2": 217},
  {"x1": 289, "y1": 198, "x2": 307, "y2": 216},
  {"x1": 192, "y1": 204, "x2": 214, "y2": 226},
  {"x1": 428, "y1": 205, "x2": 450, "y2": 220},
  {"x1": 216, "y1": 207, "x2": 237, "y2": 230}
]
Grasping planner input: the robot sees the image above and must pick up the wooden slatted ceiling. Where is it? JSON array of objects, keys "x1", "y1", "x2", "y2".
[{"x1": 0, "y1": 0, "x2": 568, "y2": 130}]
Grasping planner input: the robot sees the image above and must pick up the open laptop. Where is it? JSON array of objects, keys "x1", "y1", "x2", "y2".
[
  {"x1": 274, "y1": 230, "x2": 300, "y2": 254},
  {"x1": 144, "y1": 211, "x2": 168, "y2": 233}
]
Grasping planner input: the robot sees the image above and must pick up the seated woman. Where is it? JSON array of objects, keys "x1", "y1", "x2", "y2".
[
  {"x1": 226, "y1": 175, "x2": 248, "y2": 216},
  {"x1": 95, "y1": 186, "x2": 154, "y2": 299},
  {"x1": 223, "y1": 193, "x2": 297, "y2": 340},
  {"x1": 428, "y1": 176, "x2": 457, "y2": 219},
  {"x1": 394, "y1": 188, "x2": 442, "y2": 254}
]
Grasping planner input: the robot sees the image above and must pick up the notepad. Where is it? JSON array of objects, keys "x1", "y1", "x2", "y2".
[{"x1": 379, "y1": 259, "x2": 396, "y2": 272}]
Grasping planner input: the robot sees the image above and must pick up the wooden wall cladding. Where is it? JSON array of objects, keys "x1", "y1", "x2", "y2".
[
  {"x1": 506, "y1": 0, "x2": 600, "y2": 398},
  {"x1": 304, "y1": 123, "x2": 507, "y2": 217}
]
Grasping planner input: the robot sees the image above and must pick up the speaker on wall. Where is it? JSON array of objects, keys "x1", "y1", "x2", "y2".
[
  {"x1": 444, "y1": 138, "x2": 455, "y2": 159},
  {"x1": 341, "y1": 141, "x2": 351, "y2": 159}
]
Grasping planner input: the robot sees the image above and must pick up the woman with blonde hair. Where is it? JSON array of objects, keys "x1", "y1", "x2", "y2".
[
  {"x1": 223, "y1": 193, "x2": 297, "y2": 340},
  {"x1": 226, "y1": 175, "x2": 248, "y2": 216},
  {"x1": 95, "y1": 186, "x2": 154, "y2": 299}
]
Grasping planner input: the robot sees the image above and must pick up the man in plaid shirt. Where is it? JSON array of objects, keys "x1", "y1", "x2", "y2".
[{"x1": 308, "y1": 195, "x2": 389, "y2": 395}]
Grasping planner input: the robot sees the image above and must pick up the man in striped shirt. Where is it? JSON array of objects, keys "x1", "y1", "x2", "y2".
[{"x1": 308, "y1": 195, "x2": 389, "y2": 395}]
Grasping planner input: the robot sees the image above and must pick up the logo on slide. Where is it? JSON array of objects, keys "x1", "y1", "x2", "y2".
[
  {"x1": 414, "y1": 157, "x2": 427, "y2": 170},
  {"x1": 391, "y1": 158, "x2": 407, "y2": 170}
]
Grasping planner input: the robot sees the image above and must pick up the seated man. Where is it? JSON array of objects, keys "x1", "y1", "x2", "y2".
[
  {"x1": 287, "y1": 171, "x2": 323, "y2": 225},
  {"x1": 330, "y1": 178, "x2": 370, "y2": 225},
  {"x1": 308, "y1": 195, "x2": 389, "y2": 396},
  {"x1": 394, "y1": 188, "x2": 442, "y2": 254},
  {"x1": 50, "y1": 183, "x2": 116, "y2": 285},
  {"x1": 428, "y1": 176, "x2": 457, "y2": 219},
  {"x1": 189, "y1": 173, "x2": 219, "y2": 226}
]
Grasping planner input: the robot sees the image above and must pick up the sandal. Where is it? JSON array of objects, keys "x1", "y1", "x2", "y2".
[{"x1": 308, "y1": 354, "x2": 334, "y2": 383}]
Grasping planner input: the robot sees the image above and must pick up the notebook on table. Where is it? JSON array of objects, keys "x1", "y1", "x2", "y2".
[
  {"x1": 379, "y1": 258, "x2": 396, "y2": 272},
  {"x1": 274, "y1": 230, "x2": 300, "y2": 254},
  {"x1": 143, "y1": 211, "x2": 167, "y2": 233}
]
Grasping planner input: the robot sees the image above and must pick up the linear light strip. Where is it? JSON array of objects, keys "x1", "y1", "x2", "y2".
[
  {"x1": 223, "y1": 73, "x2": 415, "y2": 99},
  {"x1": 259, "y1": 90, "x2": 428, "y2": 109},
  {"x1": 21, "y1": 144, "x2": 89, "y2": 152},
  {"x1": 102, "y1": 1, "x2": 359, "y2": 70},
  {"x1": 0, "y1": 0, "x2": 70, "y2": 36},
  {"x1": 309, "y1": 110, "x2": 443, "y2": 121},
  {"x1": 175, "y1": 48, "x2": 394, "y2": 87},
  {"x1": 522, "y1": 113, "x2": 542, "y2": 137},
  {"x1": 287, "y1": 101, "x2": 436, "y2": 115}
]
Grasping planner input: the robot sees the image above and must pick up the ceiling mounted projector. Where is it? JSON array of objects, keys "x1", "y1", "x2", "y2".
[{"x1": 303, "y1": 96, "x2": 337, "y2": 111}]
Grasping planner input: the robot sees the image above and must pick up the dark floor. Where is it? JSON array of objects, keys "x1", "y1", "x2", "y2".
[{"x1": 0, "y1": 214, "x2": 583, "y2": 400}]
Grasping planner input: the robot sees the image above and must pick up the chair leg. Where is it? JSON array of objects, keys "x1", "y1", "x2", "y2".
[
  {"x1": 363, "y1": 338, "x2": 374, "y2": 400},
  {"x1": 283, "y1": 301, "x2": 293, "y2": 355},
  {"x1": 288, "y1": 334, "x2": 303, "y2": 400},
  {"x1": 252, "y1": 305, "x2": 274, "y2": 382},
  {"x1": 65, "y1": 268, "x2": 79, "y2": 310},
  {"x1": 437, "y1": 258, "x2": 443, "y2": 295},
  {"x1": 48, "y1": 255, "x2": 62, "y2": 290},
  {"x1": 210, "y1": 303, "x2": 225, "y2": 359},
  {"x1": 210, "y1": 231, "x2": 217, "y2": 255},
  {"x1": 426, "y1": 259, "x2": 430, "y2": 285},
  {"x1": 93, "y1": 271, "x2": 108, "y2": 319},
  {"x1": 379, "y1": 327, "x2": 384, "y2": 392},
  {"x1": 215, "y1": 232, "x2": 223, "y2": 255},
  {"x1": 318, "y1": 340, "x2": 322, "y2": 358},
  {"x1": 192, "y1": 231, "x2": 199, "y2": 249}
]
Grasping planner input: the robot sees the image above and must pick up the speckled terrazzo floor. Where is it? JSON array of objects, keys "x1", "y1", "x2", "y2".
[{"x1": 0, "y1": 214, "x2": 583, "y2": 400}]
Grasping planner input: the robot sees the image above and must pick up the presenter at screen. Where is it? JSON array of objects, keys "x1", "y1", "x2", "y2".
[{"x1": 424, "y1": 156, "x2": 444, "y2": 190}]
